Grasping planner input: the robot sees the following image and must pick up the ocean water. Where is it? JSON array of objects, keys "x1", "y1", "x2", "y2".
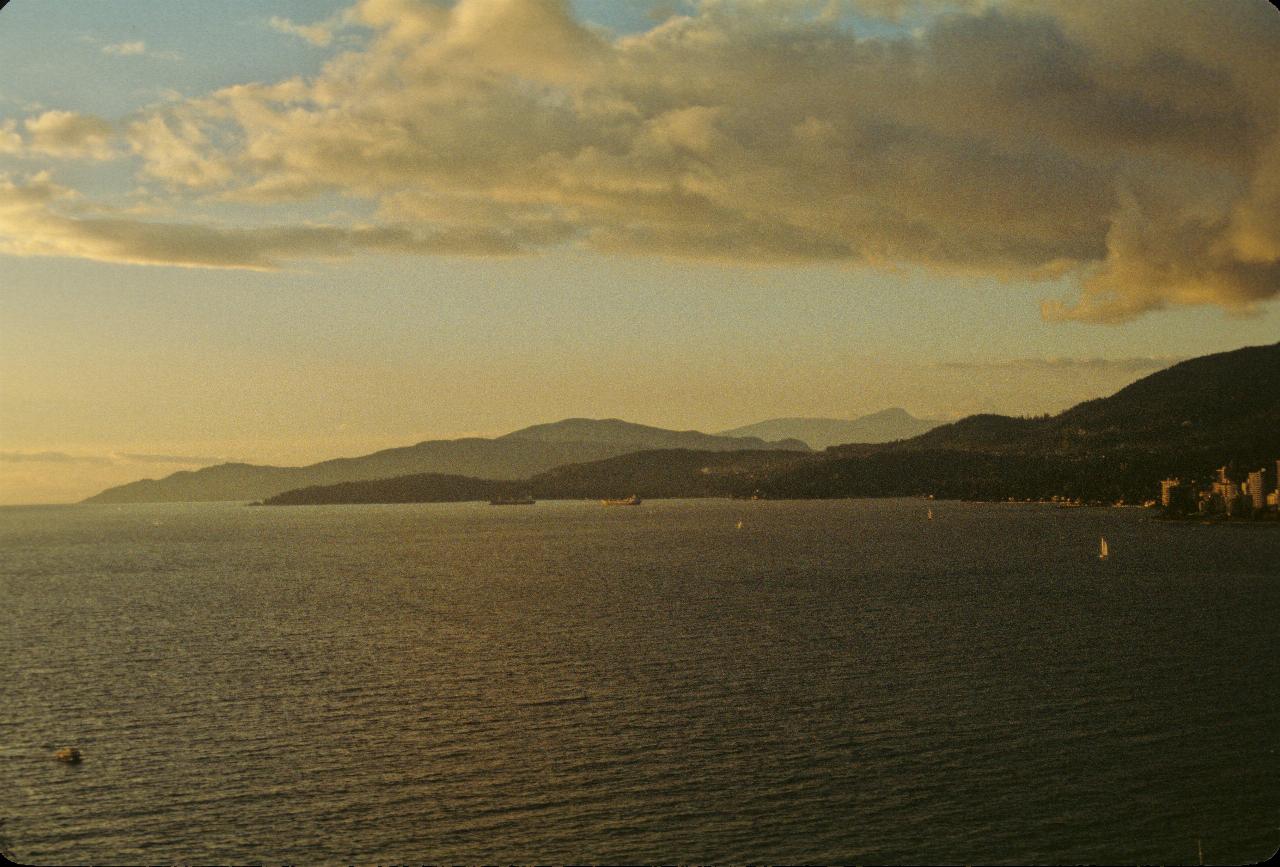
[{"x1": 1, "y1": 498, "x2": 1277, "y2": 865}]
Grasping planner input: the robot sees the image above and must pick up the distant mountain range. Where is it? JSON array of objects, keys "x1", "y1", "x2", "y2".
[
  {"x1": 501, "y1": 417, "x2": 807, "y2": 451},
  {"x1": 86, "y1": 344, "x2": 1279, "y2": 506},
  {"x1": 260, "y1": 342, "x2": 1280, "y2": 506},
  {"x1": 760, "y1": 341, "x2": 1280, "y2": 502},
  {"x1": 718, "y1": 408, "x2": 942, "y2": 449},
  {"x1": 894, "y1": 342, "x2": 1277, "y2": 457},
  {"x1": 82, "y1": 418, "x2": 808, "y2": 504}
]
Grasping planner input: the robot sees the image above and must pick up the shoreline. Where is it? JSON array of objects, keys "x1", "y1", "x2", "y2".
[{"x1": 1155, "y1": 514, "x2": 1280, "y2": 527}]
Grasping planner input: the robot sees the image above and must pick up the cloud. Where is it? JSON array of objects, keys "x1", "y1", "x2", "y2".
[
  {"x1": 22, "y1": 110, "x2": 116, "y2": 160},
  {"x1": 938, "y1": 356, "x2": 1183, "y2": 373},
  {"x1": 0, "y1": 451, "x2": 113, "y2": 465},
  {"x1": 0, "y1": 451, "x2": 222, "y2": 466},
  {"x1": 0, "y1": 120, "x2": 21, "y2": 154},
  {"x1": 115, "y1": 453, "x2": 224, "y2": 465},
  {"x1": 6, "y1": 0, "x2": 1280, "y2": 321},
  {"x1": 99, "y1": 40, "x2": 181, "y2": 61},
  {"x1": 0, "y1": 172, "x2": 555, "y2": 268},
  {"x1": 102, "y1": 41, "x2": 147, "y2": 56},
  {"x1": 268, "y1": 16, "x2": 337, "y2": 47}
]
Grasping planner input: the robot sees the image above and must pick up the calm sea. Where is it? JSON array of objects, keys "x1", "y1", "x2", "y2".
[{"x1": 2, "y1": 499, "x2": 1277, "y2": 865}]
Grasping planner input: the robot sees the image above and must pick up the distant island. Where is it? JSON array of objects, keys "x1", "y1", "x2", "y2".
[{"x1": 257, "y1": 342, "x2": 1279, "y2": 509}]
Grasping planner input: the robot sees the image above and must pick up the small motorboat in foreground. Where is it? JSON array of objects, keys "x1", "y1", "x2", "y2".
[{"x1": 53, "y1": 747, "x2": 82, "y2": 764}]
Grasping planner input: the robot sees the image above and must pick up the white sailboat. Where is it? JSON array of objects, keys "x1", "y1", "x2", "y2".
[{"x1": 1099, "y1": 536, "x2": 1109, "y2": 560}]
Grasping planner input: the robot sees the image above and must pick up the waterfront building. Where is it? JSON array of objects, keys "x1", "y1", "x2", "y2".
[
  {"x1": 1156, "y1": 460, "x2": 1280, "y2": 517},
  {"x1": 1247, "y1": 470, "x2": 1266, "y2": 511},
  {"x1": 1216, "y1": 482, "x2": 1239, "y2": 512}
]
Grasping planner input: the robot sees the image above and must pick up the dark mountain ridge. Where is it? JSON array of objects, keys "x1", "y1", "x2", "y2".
[
  {"x1": 785, "y1": 341, "x2": 1280, "y2": 501},
  {"x1": 868, "y1": 342, "x2": 1279, "y2": 458}
]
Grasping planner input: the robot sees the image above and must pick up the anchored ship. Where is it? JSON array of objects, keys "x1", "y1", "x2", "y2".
[
  {"x1": 489, "y1": 495, "x2": 536, "y2": 505},
  {"x1": 601, "y1": 494, "x2": 642, "y2": 506}
]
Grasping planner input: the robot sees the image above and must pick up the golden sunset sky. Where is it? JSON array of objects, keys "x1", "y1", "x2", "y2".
[{"x1": 2, "y1": 0, "x2": 1278, "y2": 503}]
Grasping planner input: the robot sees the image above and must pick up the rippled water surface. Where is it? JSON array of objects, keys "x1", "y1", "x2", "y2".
[{"x1": 2, "y1": 499, "x2": 1278, "y2": 864}]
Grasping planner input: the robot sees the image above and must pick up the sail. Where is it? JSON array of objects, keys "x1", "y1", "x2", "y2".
[{"x1": 1099, "y1": 536, "x2": 1109, "y2": 559}]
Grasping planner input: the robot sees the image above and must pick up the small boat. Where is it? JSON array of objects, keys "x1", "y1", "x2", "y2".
[
  {"x1": 489, "y1": 495, "x2": 535, "y2": 506},
  {"x1": 927, "y1": 508, "x2": 934, "y2": 520},
  {"x1": 53, "y1": 747, "x2": 82, "y2": 764},
  {"x1": 736, "y1": 520, "x2": 743, "y2": 529},
  {"x1": 601, "y1": 494, "x2": 642, "y2": 506},
  {"x1": 1099, "y1": 536, "x2": 1109, "y2": 560}
]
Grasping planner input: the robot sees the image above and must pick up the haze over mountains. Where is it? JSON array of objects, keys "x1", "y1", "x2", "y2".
[
  {"x1": 262, "y1": 342, "x2": 1280, "y2": 507},
  {"x1": 718, "y1": 409, "x2": 942, "y2": 450},
  {"x1": 83, "y1": 344, "x2": 1278, "y2": 506},
  {"x1": 83, "y1": 419, "x2": 808, "y2": 504}
]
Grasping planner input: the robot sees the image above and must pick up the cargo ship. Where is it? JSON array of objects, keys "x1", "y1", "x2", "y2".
[
  {"x1": 489, "y1": 495, "x2": 535, "y2": 505},
  {"x1": 601, "y1": 494, "x2": 642, "y2": 506}
]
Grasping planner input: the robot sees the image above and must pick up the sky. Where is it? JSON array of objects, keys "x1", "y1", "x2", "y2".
[{"x1": 1, "y1": 0, "x2": 1278, "y2": 504}]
